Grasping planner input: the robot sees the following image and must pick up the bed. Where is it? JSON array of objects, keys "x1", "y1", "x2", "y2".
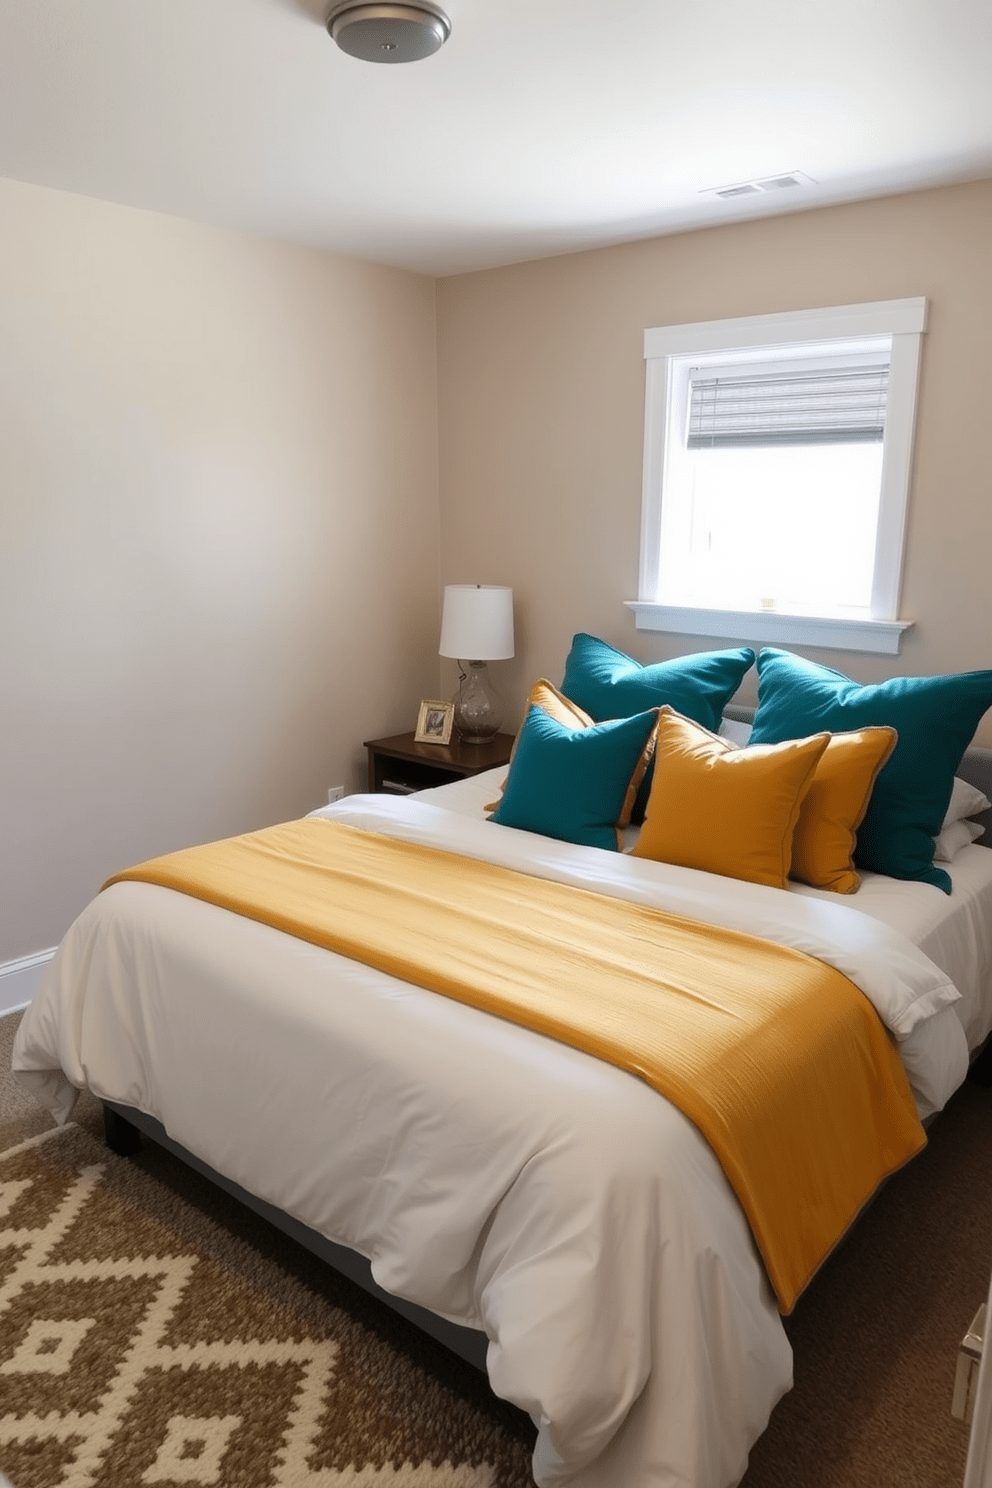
[{"x1": 12, "y1": 640, "x2": 992, "y2": 1488}]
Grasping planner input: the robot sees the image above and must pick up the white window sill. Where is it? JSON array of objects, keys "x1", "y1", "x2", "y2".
[{"x1": 626, "y1": 601, "x2": 912, "y2": 655}]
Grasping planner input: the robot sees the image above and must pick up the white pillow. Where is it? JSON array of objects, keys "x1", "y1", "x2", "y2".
[
  {"x1": 943, "y1": 776, "x2": 991, "y2": 828},
  {"x1": 933, "y1": 817, "x2": 985, "y2": 862},
  {"x1": 717, "y1": 717, "x2": 753, "y2": 747}
]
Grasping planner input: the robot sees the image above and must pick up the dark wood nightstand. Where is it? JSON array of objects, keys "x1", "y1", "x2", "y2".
[{"x1": 364, "y1": 731, "x2": 515, "y2": 795}]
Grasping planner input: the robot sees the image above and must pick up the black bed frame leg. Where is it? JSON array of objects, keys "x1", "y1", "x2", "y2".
[
  {"x1": 968, "y1": 1035, "x2": 992, "y2": 1088},
  {"x1": 103, "y1": 1105, "x2": 143, "y2": 1156}
]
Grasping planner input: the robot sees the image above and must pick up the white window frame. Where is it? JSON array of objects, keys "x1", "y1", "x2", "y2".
[{"x1": 628, "y1": 298, "x2": 928, "y2": 655}]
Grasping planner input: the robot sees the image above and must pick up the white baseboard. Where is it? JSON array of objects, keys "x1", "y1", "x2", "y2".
[{"x1": 0, "y1": 948, "x2": 57, "y2": 1016}]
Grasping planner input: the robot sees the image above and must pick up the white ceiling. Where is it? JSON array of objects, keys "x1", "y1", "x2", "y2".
[{"x1": 1, "y1": 0, "x2": 990, "y2": 278}]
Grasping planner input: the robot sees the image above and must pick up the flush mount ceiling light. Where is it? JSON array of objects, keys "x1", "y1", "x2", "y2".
[{"x1": 326, "y1": 2, "x2": 451, "y2": 63}]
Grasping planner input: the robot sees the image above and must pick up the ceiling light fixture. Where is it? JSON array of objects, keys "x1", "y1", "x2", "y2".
[{"x1": 326, "y1": 2, "x2": 451, "y2": 64}]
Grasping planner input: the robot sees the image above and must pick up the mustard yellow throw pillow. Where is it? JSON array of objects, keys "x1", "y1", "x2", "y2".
[
  {"x1": 524, "y1": 678, "x2": 595, "y2": 732},
  {"x1": 632, "y1": 708, "x2": 829, "y2": 889},
  {"x1": 790, "y1": 727, "x2": 897, "y2": 894},
  {"x1": 485, "y1": 680, "x2": 595, "y2": 812}
]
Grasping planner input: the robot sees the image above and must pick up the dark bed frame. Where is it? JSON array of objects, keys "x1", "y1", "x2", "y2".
[
  {"x1": 101, "y1": 1100, "x2": 492, "y2": 1370},
  {"x1": 101, "y1": 730, "x2": 992, "y2": 1376}
]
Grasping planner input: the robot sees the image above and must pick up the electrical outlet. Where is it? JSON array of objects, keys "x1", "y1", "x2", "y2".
[{"x1": 327, "y1": 786, "x2": 345, "y2": 804}]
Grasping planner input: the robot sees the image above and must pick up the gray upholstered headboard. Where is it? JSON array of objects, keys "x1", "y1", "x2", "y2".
[{"x1": 722, "y1": 703, "x2": 992, "y2": 846}]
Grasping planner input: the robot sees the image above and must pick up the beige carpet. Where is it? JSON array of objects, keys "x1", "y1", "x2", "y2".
[{"x1": 3, "y1": 1009, "x2": 990, "y2": 1487}]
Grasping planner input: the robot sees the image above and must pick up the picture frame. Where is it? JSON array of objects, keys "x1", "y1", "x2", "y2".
[{"x1": 414, "y1": 699, "x2": 455, "y2": 746}]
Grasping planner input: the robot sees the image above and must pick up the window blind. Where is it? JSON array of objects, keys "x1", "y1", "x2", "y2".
[{"x1": 687, "y1": 361, "x2": 890, "y2": 449}]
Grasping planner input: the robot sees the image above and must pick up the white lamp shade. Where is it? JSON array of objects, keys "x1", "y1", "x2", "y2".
[{"x1": 439, "y1": 585, "x2": 514, "y2": 661}]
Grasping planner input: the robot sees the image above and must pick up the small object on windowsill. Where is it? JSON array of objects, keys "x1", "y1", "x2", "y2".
[{"x1": 953, "y1": 1302, "x2": 986, "y2": 1422}]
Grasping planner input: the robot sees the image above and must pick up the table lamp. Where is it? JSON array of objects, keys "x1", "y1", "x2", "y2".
[{"x1": 439, "y1": 584, "x2": 514, "y2": 742}]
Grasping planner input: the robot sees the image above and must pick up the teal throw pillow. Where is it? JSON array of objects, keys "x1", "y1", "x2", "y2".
[
  {"x1": 749, "y1": 648, "x2": 992, "y2": 893},
  {"x1": 560, "y1": 634, "x2": 755, "y2": 820},
  {"x1": 490, "y1": 703, "x2": 659, "y2": 851}
]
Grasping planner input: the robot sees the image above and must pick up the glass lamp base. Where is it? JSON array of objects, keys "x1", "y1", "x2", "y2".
[{"x1": 453, "y1": 661, "x2": 504, "y2": 742}]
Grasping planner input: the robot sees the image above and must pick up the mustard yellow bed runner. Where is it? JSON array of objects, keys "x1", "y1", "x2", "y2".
[{"x1": 105, "y1": 818, "x2": 925, "y2": 1312}]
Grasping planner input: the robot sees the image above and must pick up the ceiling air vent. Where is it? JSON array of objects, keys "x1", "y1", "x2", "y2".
[
  {"x1": 754, "y1": 173, "x2": 807, "y2": 191},
  {"x1": 715, "y1": 183, "x2": 762, "y2": 199},
  {"x1": 704, "y1": 170, "x2": 816, "y2": 200}
]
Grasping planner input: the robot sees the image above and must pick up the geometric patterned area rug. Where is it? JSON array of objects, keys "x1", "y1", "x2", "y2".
[{"x1": 0, "y1": 1125, "x2": 536, "y2": 1488}]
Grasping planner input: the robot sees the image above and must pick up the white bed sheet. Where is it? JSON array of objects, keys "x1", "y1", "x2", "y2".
[
  {"x1": 12, "y1": 790, "x2": 985, "y2": 1488},
  {"x1": 797, "y1": 852, "x2": 992, "y2": 1052}
]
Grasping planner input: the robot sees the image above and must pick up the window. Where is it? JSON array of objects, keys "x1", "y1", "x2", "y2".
[{"x1": 630, "y1": 298, "x2": 928, "y2": 655}]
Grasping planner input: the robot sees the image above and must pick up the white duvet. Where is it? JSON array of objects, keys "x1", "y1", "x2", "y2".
[{"x1": 11, "y1": 793, "x2": 975, "y2": 1488}]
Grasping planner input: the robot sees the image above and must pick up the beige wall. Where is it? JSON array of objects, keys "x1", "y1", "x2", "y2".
[
  {"x1": 5, "y1": 174, "x2": 991, "y2": 963},
  {"x1": 437, "y1": 179, "x2": 992, "y2": 741},
  {"x1": 1, "y1": 177, "x2": 440, "y2": 962}
]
